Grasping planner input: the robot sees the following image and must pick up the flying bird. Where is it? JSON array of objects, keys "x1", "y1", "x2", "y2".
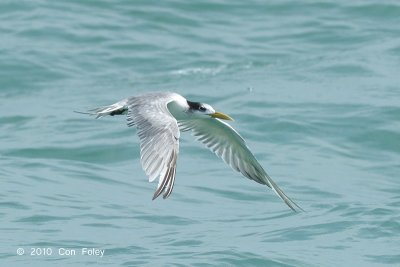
[{"x1": 79, "y1": 92, "x2": 302, "y2": 212}]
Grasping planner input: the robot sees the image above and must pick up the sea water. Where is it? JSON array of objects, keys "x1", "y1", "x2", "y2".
[{"x1": 1, "y1": 1, "x2": 399, "y2": 266}]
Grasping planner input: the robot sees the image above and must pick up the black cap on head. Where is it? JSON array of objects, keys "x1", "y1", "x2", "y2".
[{"x1": 187, "y1": 100, "x2": 202, "y2": 110}]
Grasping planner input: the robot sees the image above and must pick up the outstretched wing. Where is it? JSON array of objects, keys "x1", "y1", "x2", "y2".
[
  {"x1": 127, "y1": 93, "x2": 180, "y2": 200},
  {"x1": 180, "y1": 118, "x2": 302, "y2": 212}
]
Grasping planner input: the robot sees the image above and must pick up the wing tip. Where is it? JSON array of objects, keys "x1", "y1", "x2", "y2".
[
  {"x1": 274, "y1": 186, "x2": 304, "y2": 213},
  {"x1": 152, "y1": 193, "x2": 159, "y2": 201},
  {"x1": 151, "y1": 155, "x2": 177, "y2": 201},
  {"x1": 287, "y1": 200, "x2": 305, "y2": 213}
]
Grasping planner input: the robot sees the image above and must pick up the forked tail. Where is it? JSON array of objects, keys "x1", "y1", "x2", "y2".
[{"x1": 75, "y1": 99, "x2": 128, "y2": 118}]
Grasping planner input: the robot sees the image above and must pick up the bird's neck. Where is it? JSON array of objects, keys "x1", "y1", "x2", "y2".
[{"x1": 167, "y1": 96, "x2": 191, "y2": 120}]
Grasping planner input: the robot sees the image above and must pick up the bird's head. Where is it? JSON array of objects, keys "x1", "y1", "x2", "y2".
[{"x1": 186, "y1": 100, "x2": 233, "y2": 121}]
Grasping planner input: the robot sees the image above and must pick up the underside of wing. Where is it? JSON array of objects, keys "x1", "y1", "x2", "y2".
[
  {"x1": 180, "y1": 118, "x2": 303, "y2": 212},
  {"x1": 127, "y1": 93, "x2": 180, "y2": 199}
]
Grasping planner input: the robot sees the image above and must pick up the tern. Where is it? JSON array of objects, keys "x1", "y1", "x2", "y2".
[{"x1": 79, "y1": 92, "x2": 302, "y2": 212}]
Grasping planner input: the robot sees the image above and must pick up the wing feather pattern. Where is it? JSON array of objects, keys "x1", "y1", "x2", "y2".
[
  {"x1": 127, "y1": 93, "x2": 180, "y2": 200},
  {"x1": 181, "y1": 118, "x2": 303, "y2": 212}
]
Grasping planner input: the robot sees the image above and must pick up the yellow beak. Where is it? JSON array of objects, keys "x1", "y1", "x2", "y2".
[{"x1": 210, "y1": 111, "x2": 234, "y2": 121}]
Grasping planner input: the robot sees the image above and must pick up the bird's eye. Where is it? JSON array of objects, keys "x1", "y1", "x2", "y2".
[{"x1": 199, "y1": 106, "x2": 206, "y2": 112}]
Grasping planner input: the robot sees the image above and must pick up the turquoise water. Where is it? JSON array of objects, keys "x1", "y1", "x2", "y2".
[{"x1": 1, "y1": 0, "x2": 400, "y2": 266}]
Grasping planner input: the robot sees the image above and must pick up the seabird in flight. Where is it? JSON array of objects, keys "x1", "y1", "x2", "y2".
[{"x1": 78, "y1": 92, "x2": 302, "y2": 212}]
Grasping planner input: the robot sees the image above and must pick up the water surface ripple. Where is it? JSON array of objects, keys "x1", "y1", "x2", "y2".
[{"x1": 1, "y1": 0, "x2": 399, "y2": 266}]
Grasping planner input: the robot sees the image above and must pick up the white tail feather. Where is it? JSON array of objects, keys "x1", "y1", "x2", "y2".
[{"x1": 79, "y1": 99, "x2": 129, "y2": 118}]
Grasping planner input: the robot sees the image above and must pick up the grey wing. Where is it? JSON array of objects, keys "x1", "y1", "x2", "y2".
[
  {"x1": 180, "y1": 118, "x2": 302, "y2": 212},
  {"x1": 127, "y1": 95, "x2": 179, "y2": 200}
]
